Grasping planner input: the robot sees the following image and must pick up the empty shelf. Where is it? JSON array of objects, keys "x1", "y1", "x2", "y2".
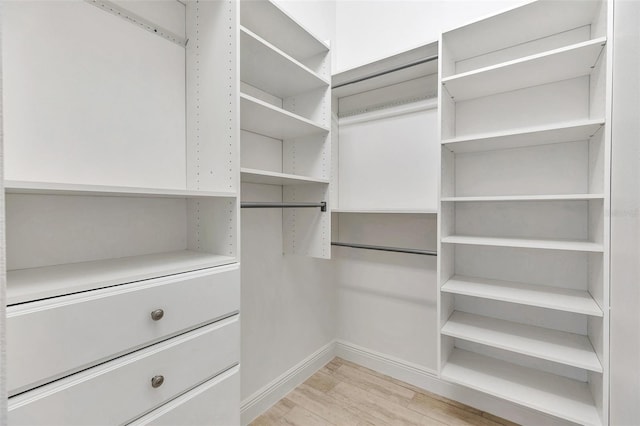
[
  {"x1": 441, "y1": 235, "x2": 604, "y2": 252},
  {"x1": 7, "y1": 251, "x2": 237, "y2": 305},
  {"x1": 442, "y1": 275, "x2": 603, "y2": 317},
  {"x1": 241, "y1": 168, "x2": 329, "y2": 186},
  {"x1": 442, "y1": 119, "x2": 604, "y2": 153},
  {"x1": 441, "y1": 349, "x2": 601, "y2": 426},
  {"x1": 441, "y1": 194, "x2": 605, "y2": 202},
  {"x1": 442, "y1": 311, "x2": 602, "y2": 372},
  {"x1": 442, "y1": 37, "x2": 606, "y2": 101},
  {"x1": 4, "y1": 180, "x2": 235, "y2": 198},
  {"x1": 332, "y1": 208, "x2": 437, "y2": 214},
  {"x1": 240, "y1": 0, "x2": 328, "y2": 61},
  {"x1": 240, "y1": 93, "x2": 329, "y2": 140},
  {"x1": 241, "y1": 27, "x2": 329, "y2": 99}
]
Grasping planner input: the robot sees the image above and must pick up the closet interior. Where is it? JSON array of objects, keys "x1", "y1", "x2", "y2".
[{"x1": 0, "y1": 0, "x2": 620, "y2": 425}]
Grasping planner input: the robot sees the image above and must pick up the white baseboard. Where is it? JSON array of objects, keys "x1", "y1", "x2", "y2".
[
  {"x1": 335, "y1": 340, "x2": 573, "y2": 426},
  {"x1": 240, "y1": 341, "x2": 336, "y2": 426}
]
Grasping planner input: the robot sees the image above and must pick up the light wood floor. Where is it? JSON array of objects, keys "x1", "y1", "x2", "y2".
[{"x1": 250, "y1": 357, "x2": 520, "y2": 426}]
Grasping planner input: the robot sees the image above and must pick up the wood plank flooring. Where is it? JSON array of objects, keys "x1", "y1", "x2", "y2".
[{"x1": 250, "y1": 357, "x2": 520, "y2": 426}]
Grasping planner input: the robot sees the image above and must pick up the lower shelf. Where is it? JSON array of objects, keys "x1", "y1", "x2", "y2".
[
  {"x1": 441, "y1": 349, "x2": 601, "y2": 426},
  {"x1": 7, "y1": 250, "x2": 237, "y2": 305}
]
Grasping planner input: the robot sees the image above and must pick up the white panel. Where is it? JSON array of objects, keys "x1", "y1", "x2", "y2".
[
  {"x1": 283, "y1": 133, "x2": 331, "y2": 180},
  {"x1": 455, "y1": 76, "x2": 590, "y2": 136},
  {"x1": 111, "y1": 0, "x2": 186, "y2": 37},
  {"x1": 6, "y1": 194, "x2": 186, "y2": 271},
  {"x1": 338, "y1": 107, "x2": 438, "y2": 211},
  {"x1": 454, "y1": 140, "x2": 589, "y2": 196},
  {"x1": 240, "y1": 131, "x2": 283, "y2": 172},
  {"x1": 186, "y1": 0, "x2": 239, "y2": 192},
  {"x1": 454, "y1": 200, "x2": 588, "y2": 241},
  {"x1": 3, "y1": 1, "x2": 186, "y2": 188},
  {"x1": 283, "y1": 184, "x2": 330, "y2": 259},
  {"x1": 455, "y1": 245, "x2": 588, "y2": 291},
  {"x1": 336, "y1": 249, "x2": 437, "y2": 370},
  {"x1": 187, "y1": 198, "x2": 238, "y2": 258},
  {"x1": 283, "y1": 86, "x2": 329, "y2": 124}
]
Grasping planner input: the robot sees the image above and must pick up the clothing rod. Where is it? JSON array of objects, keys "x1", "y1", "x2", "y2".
[
  {"x1": 333, "y1": 55, "x2": 439, "y2": 89},
  {"x1": 241, "y1": 201, "x2": 327, "y2": 212},
  {"x1": 331, "y1": 242, "x2": 437, "y2": 256}
]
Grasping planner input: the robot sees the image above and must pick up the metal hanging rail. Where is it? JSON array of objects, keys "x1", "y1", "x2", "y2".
[
  {"x1": 241, "y1": 201, "x2": 327, "y2": 212},
  {"x1": 332, "y1": 54, "x2": 439, "y2": 89},
  {"x1": 331, "y1": 242, "x2": 437, "y2": 256}
]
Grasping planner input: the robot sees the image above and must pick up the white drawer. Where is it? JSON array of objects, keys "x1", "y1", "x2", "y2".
[
  {"x1": 128, "y1": 365, "x2": 240, "y2": 426},
  {"x1": 9, "y1": 315, "x2": 240, "y2": 425},
  {"x1": 8, "y1": 264, "x2": 239, "y2": 396}
]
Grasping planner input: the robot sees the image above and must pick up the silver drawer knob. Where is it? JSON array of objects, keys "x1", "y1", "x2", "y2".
[
  {"x1": 150, "y1": 309, "x2": 164, "y2": 321},
  {"x1": 151, "y1": 375, "x2": 164, "y2": 388}
]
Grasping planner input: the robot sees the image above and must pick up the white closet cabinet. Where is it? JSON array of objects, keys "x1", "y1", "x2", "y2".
[
  {"x1": 3, "y1": 1, "x2": 240, "y2": 423},
  {"x1": 438, "y1": 1, "x2": 610, "y2": 425},
  {"x1": 239, "y1": 0, "x2": 332, "y2": 258}
]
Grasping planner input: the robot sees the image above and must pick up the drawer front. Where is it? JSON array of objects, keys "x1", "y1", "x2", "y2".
[
  {"x1": 9, "y1": 316, "x2": 240, "y2": 426},
  {"x1": 128, "y1": 366, "x2": 240, "y2": 426},
  {"x1": 8, "y1": 264, "x2": 239, "y2": 396}
]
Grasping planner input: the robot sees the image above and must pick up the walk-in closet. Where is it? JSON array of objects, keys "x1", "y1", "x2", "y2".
[{"x1": 1, "y1": 1, "x2": 639, "y2": 425}]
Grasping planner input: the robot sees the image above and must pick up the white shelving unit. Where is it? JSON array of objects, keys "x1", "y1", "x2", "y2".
[
  {"x1": 240, "y1": 0, "x2": 331, "y2": 259},
  {"x1": 3, "y1": 1, "x2": 241, "y2": 422},
  {"x1": 438, "y1": 1, "x2": 611, "y2": 424}
]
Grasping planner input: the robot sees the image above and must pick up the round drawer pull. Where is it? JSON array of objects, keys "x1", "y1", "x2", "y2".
[
  {"x1": 151, "y1": 375, "x2": 165, "y2": 388},
  {"x1": 150, "y1": 309, "x2": 164, "y2": 321}
]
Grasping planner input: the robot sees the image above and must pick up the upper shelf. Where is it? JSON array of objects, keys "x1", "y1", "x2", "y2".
[
  {"x1": 240, "y1": 93, "x2": 329, "y2": 140},
  {"x1": 240, "y1": 27, "x2": 329, "y2": 99},
  {"x1": 241, "y1": 168, "x2": 328, "y2": 186},
  {"x1": 240, "y1": 0, "x2": 328, "y2": 62},
  {"x1": 442, "y1": 38, "x2": 607, "y2": 101},
  {"x1": 4, "y1": 180, "x2": 236, "y2": 198},
  {"x1": 7, "y1": 250, "x2": 237, "y2": 306},
  {"x1": 442, "y1": 119, "x2": 604, "y2": 153},
  {"x1": 442, "y1": 0, "x2": 603, "y2": 66}
]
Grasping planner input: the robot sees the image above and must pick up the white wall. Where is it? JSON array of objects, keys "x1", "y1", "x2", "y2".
[
  {"x1": 240, "y1": 0, "x2": 337, "y2": 418},
  {"x1": 335, "y1": 0, "x2": 528, "y2": 72},
  {"x1": 610, "y1": 0, "x2": 640, "y2": 423}
]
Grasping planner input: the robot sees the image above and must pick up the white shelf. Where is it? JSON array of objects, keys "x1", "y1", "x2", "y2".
[
  {"x1": 443, "y1": 1, "x2": 602, "y2": 66},
  {"x1": 240, "y1": 93, "x2": 329, "y2": 140},
  {"x1": 442, "y1": 119, "x2": 604, "y2": 153},
  {"x1": 441, "y1": 194, "x2": 604, "y2": 202},
  {"x1": 442, "y1": 38, "x2": 607, "y2": 101},
  {"x1": 442, "y1": 275, "x2": 603, "y2": 317},
  {"x1": 441, "y1": 235, "x2": 604, "y2": 252},
  {"x1": 441, "y1": 349, "x2": 601, "y2": 426},
  {"x1": 442, "y1": 311, "x2": 602, "y2": 372},
  {"x1": 240, "y1": 0, "x2": 328, "y2": 61},
  {"x1": 240, "y1": 27, "x2": 329, "y2": 99},
  {"x1": 241, "y1": 168, "x2": 328, "y2": 186},
  {"x1": 7, "y1": 251, "x2": 237, "y2": 305},
  {"x1": 332, "y1": 208, "x2": 437, "y2": 214},
  {"x1": 4, "y1": 180, "x2": 236, "y2": 198}
]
